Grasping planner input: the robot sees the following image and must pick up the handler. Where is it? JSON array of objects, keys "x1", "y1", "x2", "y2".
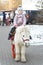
[{"x1": 8, "y1": 6, "x2": 26, "y2": 58}]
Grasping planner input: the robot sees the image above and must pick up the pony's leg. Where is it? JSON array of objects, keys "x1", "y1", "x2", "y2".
[
  {"x1": 15, "y1": 44, "x2": 20, "y2": 61},
  {"x1": 11, "y1": 40, "x2": 15, "y2": 58},
  {"x1": 21, "y1": 46, "x2": 26, "y2": 62}
]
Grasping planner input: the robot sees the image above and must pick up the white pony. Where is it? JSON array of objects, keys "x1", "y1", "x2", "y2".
[{"x1": 13, "y1": 25, "x2": 30, "y2": 62}]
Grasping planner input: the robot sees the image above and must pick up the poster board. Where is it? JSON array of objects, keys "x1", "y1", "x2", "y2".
[{"x1": 0, "y1": 0, "x2": 22, "y2": 11}]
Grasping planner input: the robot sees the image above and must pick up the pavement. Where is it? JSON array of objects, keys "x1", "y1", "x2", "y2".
[{"x1": 0, "y1": 26, "x2": 43, "y2": 65}]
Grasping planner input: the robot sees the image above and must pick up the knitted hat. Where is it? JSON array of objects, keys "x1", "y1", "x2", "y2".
[{"x1": 15, "y1": 6, "x2": 26, "y2": 14}]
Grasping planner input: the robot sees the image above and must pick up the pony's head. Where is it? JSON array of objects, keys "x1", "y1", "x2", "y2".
[{"x1": 16, "y1": 25, "x2": 30, "y2": 47}]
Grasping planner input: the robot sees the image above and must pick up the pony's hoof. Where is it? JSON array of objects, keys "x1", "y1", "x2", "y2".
[
  {"x1": 15, "y1": 58, "x2": 20, "y2": 62},
  {"x1": 21, "y1": 58, "x2": 26, "y2": 63}
]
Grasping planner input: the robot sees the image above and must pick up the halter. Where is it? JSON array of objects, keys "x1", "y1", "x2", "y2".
[{"x1": 22, "y1": 38, "x2": 29, "y2": 42}]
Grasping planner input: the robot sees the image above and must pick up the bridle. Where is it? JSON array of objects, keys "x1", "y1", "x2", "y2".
[{"x1": 22, "y1": 38, "x2": 29, "y2": 42}]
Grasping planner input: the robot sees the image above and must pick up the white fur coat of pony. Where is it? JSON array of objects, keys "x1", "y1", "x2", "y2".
[{"x1": 13, "y1": 25, "x2": 30, "y2": 62}]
